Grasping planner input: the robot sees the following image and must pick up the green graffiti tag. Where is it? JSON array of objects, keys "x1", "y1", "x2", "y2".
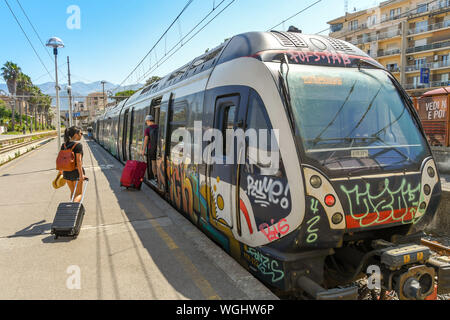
[
  {"x1": 340, "y1": 178, "x2": 425, "y2": 228},
  {"x1": 244, "y1": 247, "x2": 285, "y2": 283},
  {"x1": 306, "y1": 199, "x2": 320, "y2": 243}
]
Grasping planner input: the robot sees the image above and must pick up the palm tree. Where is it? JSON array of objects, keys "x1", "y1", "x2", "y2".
[
  {"x1": 1, "y1": 61, "x2": 21, "y2": 130},
  {"x1": 28, "y1": 85, "x2": 41, "y2": 132},
  {"x1": 16, "y1": 73, "x2": 32, "y2": 128},
  {"x1": 42, "y1": 94, "x2": 52, "y2": 129}
]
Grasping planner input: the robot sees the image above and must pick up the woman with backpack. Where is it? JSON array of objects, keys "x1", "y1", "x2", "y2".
[{"x1": 57, "y1": 126, "x2": 86, "y2": 203}]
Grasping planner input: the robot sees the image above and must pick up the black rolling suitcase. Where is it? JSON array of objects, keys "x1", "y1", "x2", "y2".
[{"x1": 51, "y1": 178, "x2": 89, "y2": 239}]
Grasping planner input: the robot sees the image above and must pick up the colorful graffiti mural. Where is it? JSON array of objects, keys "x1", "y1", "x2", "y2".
[{"x1": 340, "y1": 178, "x2": 423, "y2": 229}]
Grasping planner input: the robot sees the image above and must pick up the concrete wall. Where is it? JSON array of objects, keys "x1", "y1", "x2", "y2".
[
  {"x1": 432, "y1": 147, "x2": 450, "y2": 174},
  {"x1": 426, "y1": 190, "x2": 450, "y2": 235}
]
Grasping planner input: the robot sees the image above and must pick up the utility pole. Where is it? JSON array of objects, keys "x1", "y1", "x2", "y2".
[
  {"x1": 101, "y1": 80, "x2": 107, "y2": 111},
  {"x1": 67, "y1": 56, "x2": 73, "y2": 126}
]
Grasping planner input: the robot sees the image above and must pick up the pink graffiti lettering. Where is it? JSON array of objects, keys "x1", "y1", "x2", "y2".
[
  {"x1": 288, "y1": 52, "x2": 299, "y2": 63},
  {"x1": 287, "y1": 51, "x2": 353, "y2": 66},
  {"x1": 332, "y1": 53, "x2": 341, "y2": 64},
  {"x1": 259, "y1": 218, "x2": 290, "y2": 242},
  {"x1": 341, "y1": 53, "x2": 351, "y2": 65}
]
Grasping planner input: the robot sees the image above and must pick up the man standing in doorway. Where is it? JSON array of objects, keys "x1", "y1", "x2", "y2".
[{"x1": 142, "y1": 115, "x2": 158, "y2": 181}]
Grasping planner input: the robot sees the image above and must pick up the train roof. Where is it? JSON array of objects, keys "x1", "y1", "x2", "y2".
[
  {"x1": 101, "y1": 31, "x2": 379, "y2": 118},
  {"x1": 133, "y1": 31, "x2": 376, "y2": 98}
]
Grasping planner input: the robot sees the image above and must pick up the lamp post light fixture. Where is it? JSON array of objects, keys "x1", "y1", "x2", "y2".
[{"x1": 46, "y1": 36, "x2": 64, "y2": 152}]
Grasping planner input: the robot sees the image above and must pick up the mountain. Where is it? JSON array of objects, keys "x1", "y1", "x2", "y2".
[{"x1": 1, "y1": 81, "x2": 143, "y2": 110}]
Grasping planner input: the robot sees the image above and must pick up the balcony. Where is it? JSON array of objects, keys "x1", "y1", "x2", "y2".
[
  {"x1": 387, "y1": 66, "x2": 400, "y2": 73},
  {"x1": 404, "y1": 80, "x2": 450, "y2": 90},
  {"x1": 350, "y1": 29, "x2": 402, "y2": 45},
  {"x1": 405, "y1": 60, "x2": 450, "y2": 72},
  {"x1": 408, "y1": 21, "x2": 450, "y2": 36},
  {"x1": 377, "y1": 48, "x2": 401, "y2": 57},
  {"x1": 407, "y1": 1, "x2": 450, "y2": 19},
  {"x1": 406, "y1": 40, "x2": 450, "y2": 54}
]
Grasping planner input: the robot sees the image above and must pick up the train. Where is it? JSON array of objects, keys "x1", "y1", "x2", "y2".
[{"x1": 93, "y1": 31, "x2": 449, "y2": 300}]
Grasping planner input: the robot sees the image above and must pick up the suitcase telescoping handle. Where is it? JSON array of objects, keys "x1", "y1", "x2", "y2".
[{"x1": 71, "y1": 177, "x2": 89, "y2": 203}]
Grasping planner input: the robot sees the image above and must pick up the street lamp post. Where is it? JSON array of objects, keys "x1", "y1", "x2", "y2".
[{"x1": 46, "y1": 37, "x2": 65, "y2": 152}]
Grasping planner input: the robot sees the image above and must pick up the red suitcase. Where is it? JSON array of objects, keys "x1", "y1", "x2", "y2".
[{"x1": 120, "y1": 160, "x2": 147, "y2": 190}]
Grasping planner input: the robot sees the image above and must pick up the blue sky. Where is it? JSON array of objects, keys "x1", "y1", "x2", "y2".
[{"x1": 0, "y1": 0, "x2": 382, "y2": 86}]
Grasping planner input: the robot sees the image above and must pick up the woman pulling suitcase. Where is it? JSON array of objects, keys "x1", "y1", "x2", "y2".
[
  {"x1": 53, "y1": 126, "x2": 89, "y2": 239},
  {"x1": 58, "y1": 126, "x2": 87, "y2": 202}
]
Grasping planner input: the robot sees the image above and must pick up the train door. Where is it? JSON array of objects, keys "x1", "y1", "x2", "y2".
[
  {"x1": 122, "y1": 109, "x2": 129, "y2": 161},
  {"x1": 155, "y1": 93, "x2": 173, "y2": 194},
  {"x1": 148, "y1": 98, "x2": 161, "y2": 181},
  {"x1": 128, "y1": 107, "x2": 135, "y2": 160},
  {"x1": 206, "y1": 95, "x2": 240, "y2": 229},
  {"x1": 118, "y1": 111, "x2": 124, "y2": 162}
]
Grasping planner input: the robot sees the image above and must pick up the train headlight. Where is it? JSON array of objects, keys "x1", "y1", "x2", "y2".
[
  {"x1": 310, "y1": 175, "x2": 322, "y2": 189},
  {"x1": 331, "y1": 213, "x2": 343, "y2": 225},
  {"x1": 423, "y1": 184, "x2": 431, "y2": 196},
  {"x1": 427, "y1": 166, "x2": 435, "y2": 178}
]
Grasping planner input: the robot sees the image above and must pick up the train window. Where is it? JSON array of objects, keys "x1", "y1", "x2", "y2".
[
  {"x1": 222, "y1": 105, "x2": 236, "y2": 155},
  {"x1": 157, "y1": 102, "x2": 167, "y2": 158},
  {"x1": 169, "y1": 101, "x2": 188, "y2": 153},
  {"x1": 246, "y1": 91, "x2": 279, "y2": 168}
]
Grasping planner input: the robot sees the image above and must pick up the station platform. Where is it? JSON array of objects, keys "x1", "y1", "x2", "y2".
[{"x1": 0, "y1": 136, "x2": 277, "y2": 300}]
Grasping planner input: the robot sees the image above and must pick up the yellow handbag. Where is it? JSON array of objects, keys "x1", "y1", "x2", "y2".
[{"x1": 52, "y1": 172, "x2": 66, "y2": 189}]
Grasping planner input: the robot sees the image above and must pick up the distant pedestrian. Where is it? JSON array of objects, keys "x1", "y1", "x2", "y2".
[
  {"x1": 141, "y1": 115, "x2": 158, "y2": 180},
  {"x1": 22, "y1": 125, "x2": 26, "y2": 135},
  {"x1": 58, "y1": 126, "x2": 86, "y2": 202}
]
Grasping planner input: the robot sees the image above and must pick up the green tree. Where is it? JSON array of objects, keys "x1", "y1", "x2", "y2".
[
  {"x1": 145, "y1": 76, "x2": 161, "y2": 86},
  {"x1": 1, "y1": 61, "x2": 21, "y2": 130},
  {"x1": 113, "y1": 89, "x2": 136, "y2": 102},
  {"x1": 28, "y1": 85, "x2": 42, "y2": 132},
  {"x1": 16, "y1": 72, "x2": 32, "y2": 128}
]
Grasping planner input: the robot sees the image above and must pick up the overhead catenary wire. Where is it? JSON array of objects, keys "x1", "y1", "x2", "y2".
[
  {"x1": 3, "y1": 0, "x2": 54, "y2": 82},
  {"x1": 266, "y1": 0, "x2": 322, "y2": 31},
  {"x1": 114, "y1": 0, "x2": 195, "y2": 92},
  {"x1": 15, "y1": 0, "x2": 52, "y2": 62},
  {"x1": 135, "y1": 0, "x2": 234, "y2": 85},
  {"x1": 14, "y1": 0, "x2": 68, "y2": 82}
]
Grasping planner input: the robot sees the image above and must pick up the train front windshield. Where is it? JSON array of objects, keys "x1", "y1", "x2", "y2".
[{"x1": 287, "y1": 65, "x2": 429, "y2": 176}]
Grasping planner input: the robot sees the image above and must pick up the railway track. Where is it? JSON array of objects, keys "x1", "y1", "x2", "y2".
[
  {"x1": 0, "y1": 132, "x2": 58, "y2": 155},
  {"x1": 421, "y1": 238, "x2": 450, "y2": 256}
]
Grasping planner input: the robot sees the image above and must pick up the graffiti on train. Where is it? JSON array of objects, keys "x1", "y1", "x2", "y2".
[
  {"x1": 306, "y1": 198, "x2": 321, "y2": 243},
  {"x1": 258, "y1": 218, "x2": 290, "y2": 242},
  {"x1": 244, "y1": 246, "x2": 285, "y2": 283},
  {"x1": 246, "y1": 176, "x2": 290, "y2": 209},
  {"x1": 288, "y1": 51, "x2": 352, "y2": 66},
  {"x1": 340, "y1": 178, "x2": 423, "y2": 229}
]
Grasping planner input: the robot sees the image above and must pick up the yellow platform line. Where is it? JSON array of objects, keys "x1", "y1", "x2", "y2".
[{"x1": 89, "y1": 140, "x2": 221, "y2": 299}]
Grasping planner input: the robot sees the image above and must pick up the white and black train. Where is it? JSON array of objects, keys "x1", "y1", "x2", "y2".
[{"x1": 94, "y1": 31, "x2": 448, "y2": 300}]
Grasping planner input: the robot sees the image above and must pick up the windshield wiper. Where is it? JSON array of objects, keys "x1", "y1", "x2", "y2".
[
  {"x1": 345, "y1": 86, "x2": 381, "y2": 138},
  {"x1": 278, "y1": 54, "x2": 296, "y2": 131},
  {"x1": 312, "y1": 81, "x2": 357, "y2": 146}
]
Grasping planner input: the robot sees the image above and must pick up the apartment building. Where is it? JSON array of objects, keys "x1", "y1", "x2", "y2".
[
  {"x1": 85, "y1": 92, "x2": 106, "y2": 120},
  {"x1": 328, "y1": 0, "x2": 450, "y2": 97}
]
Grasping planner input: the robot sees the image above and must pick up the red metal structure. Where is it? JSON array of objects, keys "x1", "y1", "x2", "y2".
[{"x1": 415, "y1": 86, "x2": 450, "y2": 147}]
